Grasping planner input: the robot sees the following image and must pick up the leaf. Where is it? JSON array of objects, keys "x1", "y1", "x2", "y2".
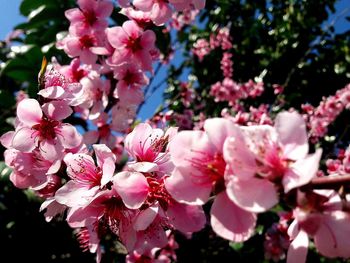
[
  {"x1": 0, "y1": 162, "x2": 12, "y2": 181},
  {"x1": 19, "y1": 0, "x2": 57, "y2": 16}
]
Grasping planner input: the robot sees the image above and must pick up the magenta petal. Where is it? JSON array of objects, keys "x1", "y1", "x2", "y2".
[
  {"x1": 275, "y1": 111, "x2": 308, "y2": 160},
  {"x1": 314, "y1": 211, "x2": 350, "y2": 258},
  {"x1": 113, "y1": 171, "x2": 149, "y2": 209},
  {"x1": 167, "y1": 202, "x2": 206, "y2": 233},
  {"x1": 55, "y1": 181, "x2": 99, "y2": 207},
  {"x1": 40, "y1": 197, "x2": 66, "y2": 222},
  {"x1": 286, "y1": 230, "x2": 309, "y2": 263},
  {"x1": 42, "y1": 101, "x2": 72, "y2": 120},
  {"x1": 226, "y1": 177, "x2": 278, "y2": 213},
  {"x1": 67, "y1": 205, "x2": 104, "y2": 228},
  {"x1": 57, "y1": 124, "x2": 82, "y2": 149},
  {"x1": 164, "y1": 168, "x2": 212, "y2": 205},
  {"x1": 133, "y1": 0, "x2": 153, "y2": 11},
  {"x1": 133, "y1": 206, "x2": 158, "y2": 231},
  {"x1": 210, "y1": 192, "x2": 256, "y2": 242},
  {"x1": 169, "y1": 130, "x2": 215, "y2": 169},
  {"x1": 96, "y1": 0, "x2": 113, "y2": 17},
  {"x1": 92, "y1": 144, "x2": 116, "y2": 168},
  {"x1": 101, "y1": 157, "x2": 115, "y2": 186},
  {"x1": 150, "y1": 3, "x2": 172, "y2": 25},
  {"x1": 64, "y1": 153, "x2": 95, "y2": 179},
  {"x1": 223, "y1": 135, "x2": 257, "y2": 179},
  {"x1": 40, "y1": 139, "x2": 64, "y2": 161},
  {"x1": 122, "y1": 20, "x2": 141, "y2": 36},
  {"x1": 127, "y1": 161, "x2": 159, "y2": 173},
  {"x1": 11, "y1": 127, "x2": 36, "y2": 152},
  {"x1": 47, "y1": 160, "x2": 61, "y2": 174},
  {"x1": 1, "y1": 131, "x2": 15, "y2": 148},
  {"x1": 38, "y1": 86, "x2": 66, "y2": 99},
  {"x1": 17, "y1": 98, "x2": 42, "y2": 126},
  {"x1": 204, "y1": 118, "x2": 236, "y2": 152},
  {"x1": 140, "y1": 30, "x2": 156, "y2": 47},
  {"x1": 282, "y1": 149, "x2": 322, "y2": 193}
]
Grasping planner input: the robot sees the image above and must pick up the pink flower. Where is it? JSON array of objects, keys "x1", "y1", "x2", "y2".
[
  {"x1": 164, "y1": 118, "x2": 257, "y2": 242},
  {"x1": 55, "y1": 144, "x2": 116, "y2": 207},
  {"x1": 287, "y1": 191, "x2": 350, "y2": 263},
  {"x1": 83, "y1": 113, "x2": 116, "y2": 148},
  {"x1": 106, "y1": 20, "x2": 157, "y2": 71},
  {"x1": 124, "y1": 123, "x2": 177, "y2": 174},
  {"x1": 78, "y1": 73, "x2": 111, "y2": 120},
  {"x1": 111, "y1": 103, "x2": 137, "y2": 132},
  {"x1": 224, "y1": 111, "x2": 322, "y2": 213},
  {"x1": 65, "y1": 0, "x2": 113, "y2": 36},
  {"x1": 11, "y1": 99, "x2": 82, "y2": 161},
  {"x1": 3, "y1": 148, "x2": 61, "y2": 190},
  {"x1": 67, "y1": 188, "x2": 138, "y2": 251},
  {"x1": 120, "y1": 7, "x2": 153, "y2": 28},
  {"x1": 113, "y1": 63, "x2": 149, "y2": 106},
  {"x1": 133, "y1": 0, "x2": 172, "y2": 26},
  {"x1": 38, "y1": 66, "x2": 84, "y2": 107}
]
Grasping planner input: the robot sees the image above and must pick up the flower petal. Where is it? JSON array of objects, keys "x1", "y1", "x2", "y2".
[
  {"x1": 210, "y1": 192, "x2": 256, "y2": 242},
  {"x1": 113, "y1": 171, "x2": 149, "y2": 209},
  {"x1": 17, "y1": 99, "x2": 42, "y2": 126},
  {"x1": 283, "y1": 149, "x2": 322, "y2": 192},
  {"x1": 42, "y1": 101, "x2": 72, "y2": 120},
  {"x1": 275, "y1": 111, "x2": 308, "y2": 160},
  {"x1": 287, "y1": 230, "x2": 309, "y2": 263},
  {"x1": 11, "y1": 127, "x2": 36, "y2": 152},
  {"x1": 226, "y1": 177, "x2": 278, "y2": 213},
  {"x1": 57, "y1": 124, "x2": 83, "y2": 149},
  {"x1": 164, "y1": 167, "x2": 212, "y2": 205}
]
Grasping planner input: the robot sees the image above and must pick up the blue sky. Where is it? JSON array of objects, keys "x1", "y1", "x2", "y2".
[{"x1": 0, "y1": 0, "x2": 349, "y2": 120}]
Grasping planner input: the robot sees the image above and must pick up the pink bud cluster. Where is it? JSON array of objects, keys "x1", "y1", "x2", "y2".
[
  {"x1": 302, "y1": 83, "x2": 350, "y2": 142},
  {"x1": 192, "y1": 27, "x2": 264, "y2": 106},
  {"x1": 325, "y1": 147, "x2": 350, "y2": 174}
]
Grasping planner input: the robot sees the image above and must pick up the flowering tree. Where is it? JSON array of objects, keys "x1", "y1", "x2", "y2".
[{"x1": 0, "y1": 0, "x2": 350, "y2": 262}]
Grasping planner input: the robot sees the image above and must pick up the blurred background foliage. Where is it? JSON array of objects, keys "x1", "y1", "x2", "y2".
[{"x1": 0, "y1": 0, "x2": 349, "y2": 262}]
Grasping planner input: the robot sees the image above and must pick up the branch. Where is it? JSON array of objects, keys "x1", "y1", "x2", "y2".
[{"x1": 305, "y1": 174, "x2": 350, "y2": 190}]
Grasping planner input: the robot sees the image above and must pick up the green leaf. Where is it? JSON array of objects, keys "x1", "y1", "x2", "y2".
[
  {"x1": 229, "y1": 242, "x2": 244, "y2": 251},
  {"x1": 0, "y1": 162, "x2": 12, "y2": 181}
]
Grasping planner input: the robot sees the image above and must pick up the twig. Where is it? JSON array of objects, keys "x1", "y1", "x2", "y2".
[{"x1": 305, "y1": 174, "x2": 350, "y2": 190}]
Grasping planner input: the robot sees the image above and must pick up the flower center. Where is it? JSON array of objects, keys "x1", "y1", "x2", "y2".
[
  {"x1": 79, "y1": 35, "x2": 96, "y2": 49},
  {"x1": 70, "y1": 155, "x2": 102, "y2": 188},
  {"x1": 126, "y1": 36, "x2": 143, "y2": 53},
  {"x1": 145, "y1": 177, "x2": 172, "y2": 211},
  {"x1": 123, "y1": 70, "x2": 137, "y2": 85},
  {"x1": 32, "y1": 118, "x2": 59, "y2": 140},
  {"x1": 189, "y1": 151, "x2": 226, "y2": 184}
]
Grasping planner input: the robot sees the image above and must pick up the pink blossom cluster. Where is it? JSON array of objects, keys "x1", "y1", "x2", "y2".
[
  {"x1": 221, "y1": 104, "x2": 273, "y2": 126},
  {"x1": 119, "y1": 0, "x2": 205, "y2": 26},
  {"x1": 169, "y1": 9, "x2": 200, "y2": 31},
  {"x1": 192, "y1": 27, "x2": 264, "y2": 106},
  {"x1": 165, "y1": 111, "x2": 322, "y2": 242},
  {"x1": 3, "y1": 1, "x2": 350, "y2": 262},
  {"x1": 210, "y1": 78, "x2": 264, "y2": 106},
  {"x1": 302, "y1": 83, "x2": 350, "y2": 142},
  {"x1": 325, "y1": 147, "x2": 350, "y2": 174}
]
